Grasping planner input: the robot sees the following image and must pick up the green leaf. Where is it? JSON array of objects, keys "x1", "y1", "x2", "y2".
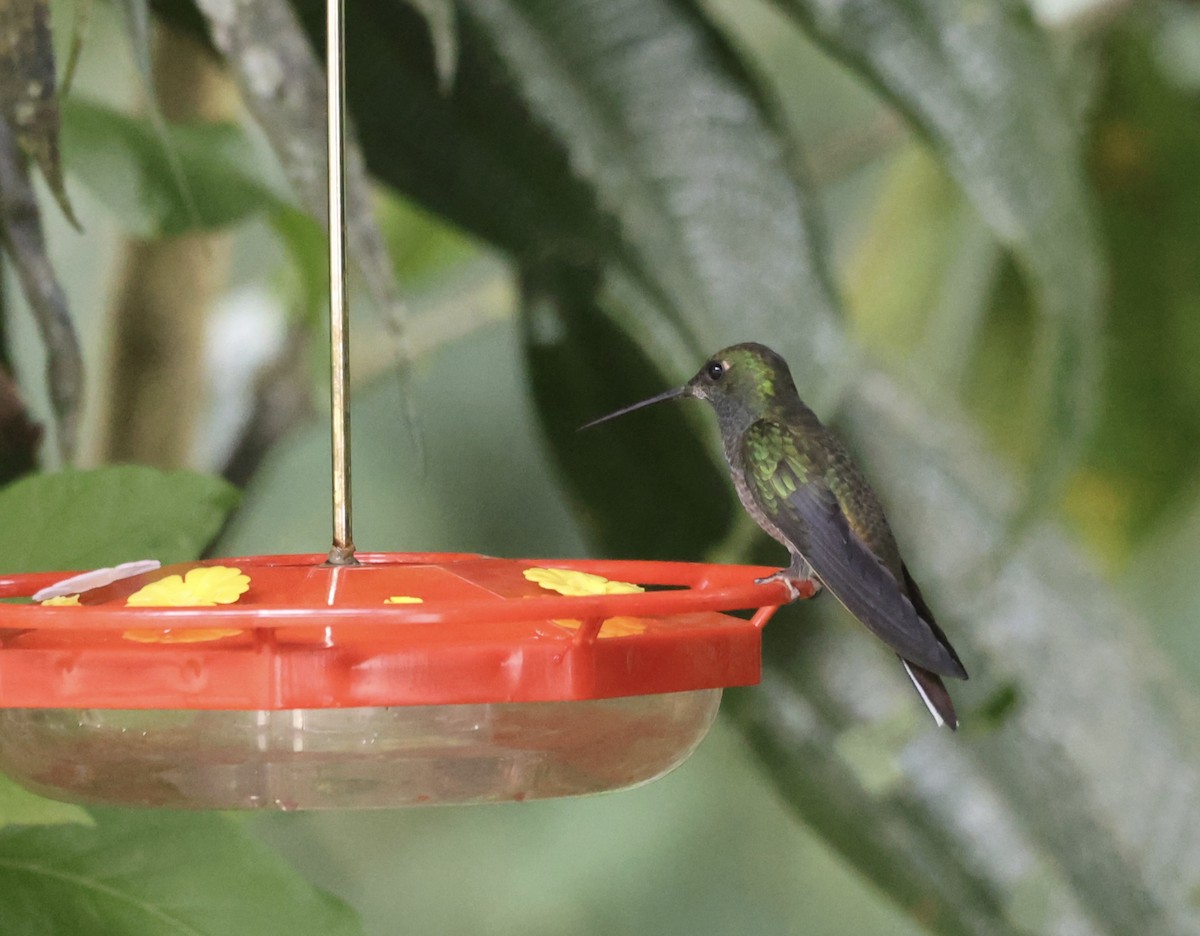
[
  {"x1": 0, "y1": 466, "x2": 238, "y2": 573},
  {"x1": 728, "y1": 375, "x2": 1200, "y2": 936},
  {"x1": 0, "y1": 810, "x2": 363, "y2": 936},
  {"x1": 0, "y1": 774, "x2": 90, "y2": 832},
  {"x1": 59, "y1": 98, "x2": 286, "y2": 237},
  {"x1": 284, "y1": 0, "x2": 607, "y2": 270},
  {"x1": 459, "y1": 0, "x2": 845, "y2": 390},
  {"x1": 521, "y1": 265, "x2": 734, "y2": 561},
  {"x1": 774, "y1": 0, "x2": 1106, "y2": 507}
]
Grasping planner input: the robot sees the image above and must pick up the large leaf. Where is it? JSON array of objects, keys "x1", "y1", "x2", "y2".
[
  {"x1": 0, "y1": 774, "x2": 90, "y2": 832},
  {"x1": 773, "y1": 0, "x2": 1106, "y2": 509},
  {"x1": 460, "y1": 0, "x2": 846, "y2": 393},
  {"x1": 60, "y1": 96, "x2": 327, "y2": 323},
  {"x1": 730, "y1": 373, "x2": 1200, "y2": 936},
  {"x1": 0, "y1": 466, "x2": 238, "y2": 573},
  {"x1": 521, "y1": 264, "x2": 734, "y2": 561},
  {"x1": 0, "y1": 810, "x2": 363, "y2": 936}
]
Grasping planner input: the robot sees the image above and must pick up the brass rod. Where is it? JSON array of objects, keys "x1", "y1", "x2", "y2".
[{"x1": 325, "y1": 0, "x2": 356, "y2": 566}]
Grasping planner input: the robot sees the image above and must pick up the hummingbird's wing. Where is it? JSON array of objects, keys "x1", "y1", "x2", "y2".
[
  {"x1": 740, "y1": 420, "x2": 966, "y2": 679},
  {"x1": 900, "y1": 562, "x2": 967, "y2": 678}
]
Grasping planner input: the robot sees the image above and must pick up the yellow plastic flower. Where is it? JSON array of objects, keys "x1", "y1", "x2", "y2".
[
  {"x1": 523, "y1": 567, "x2": 644, "y2": 597},
  {"x1": 40, "y1": 594, "x2": 81, "y2": 607},
  {"x1": 123, "y1": 566, "x2": 249, "y2": 644},
  {"x1": 126, "y1": 566, "x2": 250, "y2": 607},
  {"x1": 554, "y1": 616, "x2": 647, "y2": 638},
  {"x1": 385, "y1": 596, "x2": 424, "y2": 604},
  {"x1": 123, "y1": 627, "x2": 243, "y2": 644}
]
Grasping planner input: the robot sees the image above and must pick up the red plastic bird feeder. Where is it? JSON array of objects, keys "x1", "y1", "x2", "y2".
[
  {"x1": 0, "y1": 554, "x2": 795, "y2": 807},
  {"x1": 0, "y1": 0, "x2": 803, "y2": 809}
]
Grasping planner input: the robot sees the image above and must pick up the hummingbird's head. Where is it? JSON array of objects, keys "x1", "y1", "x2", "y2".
[
  {"x1": 580, "y1": 342, "x2": 797, "y2": 435},
  {"x1": 685, "y1": 343, "x2": 797, "y2": 435}
]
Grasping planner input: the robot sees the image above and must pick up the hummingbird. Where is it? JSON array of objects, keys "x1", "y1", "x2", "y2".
[{"x1": 582, "y1": 342, "x2": 968, "y2": 728}]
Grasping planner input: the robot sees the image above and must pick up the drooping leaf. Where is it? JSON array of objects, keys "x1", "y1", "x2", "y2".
[
  {"x1": 0, "y1": 0, "x2": 78, "y2": 226},
  {"x1": 774, "y1": 0, "x2": 1106, "y2": 511},
  {"x1": 459, "y1": 0, "x2": 846, "y2": 394},
  {"x1": 0, "y1": 115, "x2": 83, "y2": 462},
  {"x1": 60, "y1": 98, "x2": 286, "y2": 238},
  {"x1": 521, "y1": 264, "x2": 734, "y2": 561},
  {"x1": 444, "y1": 0, "x2": 855, "y2": 576},
  {"x1": 0, "y1": 466, "x2": 238, "y2": 573},
  {"x1": 0, "y1": 810, "x2": 363, "y2": 936}
]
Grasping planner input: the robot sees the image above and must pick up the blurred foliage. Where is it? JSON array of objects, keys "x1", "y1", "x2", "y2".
[
  {"x1": 0, "y1": 810, "x2": 362, "y2": 936},
  {"x1": 0, "y1": 466, "x2": 236, "y2": 572},
  {"x1": 2, "y1": 0, "x2": 1200, "y2": 935},
  {"x1": 60, "y1": 98, "x2": 285, "y2": 237},
  {"x1": 1073, "y1": 27, "x2": 1200, "y2": 554},
  {"x1": 522, "y1": 265, "x2": 735, "y2": 562},
  {"x1": 774, "y1": 0, "x2": 1106, "y2": 529},
  {"x1": 0, "y1": 465, "x2": 359, "y2": 935}
]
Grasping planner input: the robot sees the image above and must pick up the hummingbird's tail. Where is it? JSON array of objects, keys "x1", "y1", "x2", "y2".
[{"x1": 901, "y1": 658, "x2": 958, "y2": 730}]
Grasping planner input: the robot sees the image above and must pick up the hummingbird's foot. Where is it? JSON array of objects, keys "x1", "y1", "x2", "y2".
[{"x1": 754, "y1": 565, "x2": 821, "y2": 602}]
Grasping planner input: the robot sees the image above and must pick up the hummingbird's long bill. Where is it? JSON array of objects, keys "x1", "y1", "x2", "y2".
[{"x1": 579, "y1": 386, "x2": 689, "y2": 430}]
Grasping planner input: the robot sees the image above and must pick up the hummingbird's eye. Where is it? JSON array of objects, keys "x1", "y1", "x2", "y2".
[{"x1": 705, "y1": 361, "x2": 725, "y2": 381}]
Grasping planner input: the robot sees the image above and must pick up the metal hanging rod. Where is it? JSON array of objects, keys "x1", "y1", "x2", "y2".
[{"x1": 325, "y1": 0, "x2": 356, "y2": 566}]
